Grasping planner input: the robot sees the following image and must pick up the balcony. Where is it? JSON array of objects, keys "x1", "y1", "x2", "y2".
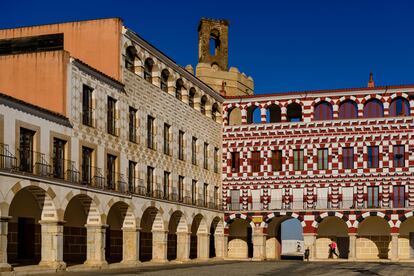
[{"x1": 0, "y1": 143, "x2": 17, "y2": 170}]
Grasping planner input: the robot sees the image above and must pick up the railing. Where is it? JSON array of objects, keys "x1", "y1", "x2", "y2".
[
  {"x1": 81, "y1": 165, "x2": 104, "y2": 188},
  {"x1": 152, "y1": 189, "x2": 164, "y2": 199},
  {"x1": 196, "y1": 198, "x2": 205, "y2": 207},
  {"x1": 129, "y1": 128, "x2": 137, "y2": 143},
  {"x1": 82, "y1": 107, "x2": 94, "y2": 127},
  {"x1": 229, "y1": 203, "x2": 241, "y2": 211},
  {"x1": 0, "y1": 143, "x2": 17, "y2": 170},
  {"x1": 183, "y1": 196, "x2": 192, "y2": 204},
  {"x1": 251, "y1": 201, "x2": 263, "y2": 210},
  {"x1": 169, "y1": 192, "x2": 178, "y2": 201}
]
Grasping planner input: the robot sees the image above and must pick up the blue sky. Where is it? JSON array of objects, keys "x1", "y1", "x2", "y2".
[
  {"x1": 2, "y1": 0, "x2": 414, "y2": 95},
  {"x1": 2, "y1": 1, "x2": 411, "y2": 241}
]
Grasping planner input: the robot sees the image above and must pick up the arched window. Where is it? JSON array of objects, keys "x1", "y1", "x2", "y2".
[
  {"x1": 287, "y1": 102, "x2": 302, "y2": 122},
  {"x1": 228, "y1": 107, "x2": 242, "y2": 125},
  {"x1": 175, "y1": 79, "x2": 184, "y2": 100},
  {"x1": 247, "y1": 106, "x2": 261, "y2": 124},
  {"x1": 338, "y1": 100, "x2": 358, "y2": 119},
  {"x1": 125, "y1": 46, "x2": 137, "y2": 72},
  {"x1": 363, "y1": 99, "x2": 384, "y2": 118},
  {"x1": 144, "y1": 58, "x2": 153, "y2": 82},
  {"x1": 160, "y1": 69, "x2": 169, "y2": 92},
  {"x1": 201, "y1": 95, "x2": 207, "y2": 115},
  {"x1": 266, "y1": 104, "x2": 281, "y2": 123},
  {"x1": 314, "y1": 101, "x2": 333, "y2": 121},
  {"x1": 212, "y1": 103, "x2": 220, "y2": 122},
  {"x1": 189, "y1": 88, "x2": 196, "y2": 108},
  {"x1": 209, "y1": 29, "x2": 220, "y2": 56},
  {"x1": 389, "y1": 97, "x2": 410, "y2": 117}
]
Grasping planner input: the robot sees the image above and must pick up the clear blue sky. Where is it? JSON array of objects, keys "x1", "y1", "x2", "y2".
[{"x1": 2, "y1": 0, "x2": 414, "y2": 94}]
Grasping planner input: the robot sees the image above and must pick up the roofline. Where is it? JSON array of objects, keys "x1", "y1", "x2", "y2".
[
  {"x1": 0, "y1": 17, "x2": 123, "y2": 31},
  {"x1": 0, "y1": 93, "x2": 72, "y2": 127},
  {"x1": 125, "y1": 28, "x2": 224, "y2": 103},
  {"x1": 224, "y1": 84, "x2": 414, "y2": 101}
]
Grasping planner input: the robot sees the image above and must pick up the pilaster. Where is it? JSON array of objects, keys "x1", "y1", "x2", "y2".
[
  {"x1": 252, "y1": 227, "x2": 266, "y2": 261},
  {"x1": 121, "y1": 227, "x2": 140, "y2": 266},
  {"x1": 84, "y1": 224, "x2": 108, "y2": 267},
  {"x1": 0, "y1": 217, "x2": 11, "y2": 271},
  {"x1": 152, "y1": 230, "x2": 168, "y2": 263},
  {"x1": 390, "y1": 233, "x2": 399, "y2": 261},
  {"x1": 38, "y1": 220, "x2": 66, "y2": 270},
  {"x1": 197, "y1": 233, "x2": 209, "y2": 260},
  {"x1": 348, "y1": 233, "x2": 356, "y2": 261},
  {"x1": 176, "y1": 232, "x2": 190, "y2": 261},
  {"x1": 303, "y1": 233, "x2": 316, "y2": 261}
]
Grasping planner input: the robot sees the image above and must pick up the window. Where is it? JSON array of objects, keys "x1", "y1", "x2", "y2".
[
  {"x1": 293, "y1": 149, "x2": 304, "y2": 171},
  {"x1": 192, "y1": 180, "x2": 197, "y2": 204},
  {"x1": 52, "y1": 138, "x2": 66, "y2": 179},
  {"x1": 393, "y1": 185, "x2": 405, "y2": 208},
  {"x1": 128, "y1": 161, "x2": 137, "y2": 193},
  {"x1": 367, "y1": 186, "x2": 379, "y2": 208},
  {"x1": 230, "y1": 190, "x2": 240, "y2": 211},
  {"x1": 192, "y1": 137, "x2": 197, "y2": 165},
  {"x1": 342, "y1": 147, "x2": 354, "y2": 169},
  {"x1": 178, "y1": 175, "x2": 184, "y2": 202},
  {"x1": 214, "y1": 186, "x2": 219, "y2": 207},
  {"x1": 389, "y1": 97, "x2": 410, "y2": 117},
  {"x1": 82, "y1": 85, "x2": 93, "y2": 126},
  {"x1": 214, "y1": 147, "x2": 219, "y2": 173},
  {"x1": 129, "y1": 107, "x2": 137, "y2": 143},
  {"x1": 189, "y1": 88, "x2": 195, "y2": 108},
  {"x1": 247, "y1": 106, "x2": 261, "y2": 124},
  {"x1": 212, "y1": 103, "x2": 219, "y2": 122},
  {"x1": 266, "y1": 104, "x2": 281, "y2": 123},
  {"x1": 107, "y1": 97, "x2": 117, "y2": 135},
  {"x1": 107, "y1": 154, "x2": 117, "y2": 189},
  {"x1": 147, "y1": 116, "x2": 155, "y2": 149},
  {"x1": 144, "y1": 58, "x2": 153, "y2": 82},
  {"x1": 317, "y1": 148, "x2": 328, "y2": 170},
  {"x1": 160, "y1": 69, "x2": 169, "y2": 92},
  {"x1": 231, "y1": 152, "x2": 240, "y2": 173},
  {"x1": 393, "y1": 145, "x2": 405, "y2": 167},
  {"x1": 251, "y1": 151, "x2": 260, "y2": 172},
  {"x1": 147, "y1": 166, "x2": 154, "y2": 196},
  {"x1": 81, "y1": 146, "x2": 93, "y2": 184},
  {"x1": 200, "y1": 95, "x2": 207, "y2": 115},
  {"x1": 178, "y1": 131, "x2": 184, "y2": 160},
  {"x1": 287, "y1": 102, "x2": 302, "y2": 122},
  {"x1": 125, "y1": 46, "x2": 136, "y2": 72},
  {"x1": 163, "y1": 171, "x2": 170, "y2": 199},
  {"x1": 271, "y1": 150, "x2": 282, "y2": 171},
  {"x1": 314, "y1": 101, "x2": 333, "y2": 121},
  {"x1": 338, "y1": 100, "x2": 358, "y2": 119},
  {"x1": 204, "y1": 143, "x2": 209, "y2": 169},
  {"x1": 176, "y1": 79, "x2": 183, "y2": 100},
  {"x1": 367, "y1": 146, "x2": 379, "y2": 168},
  {"x1": 203, "y1": 183, "x2": 208, "y2": 206},
  {"x1": 363, "y1": 99, "x2": 384, "y2": 118},
  {"x1": 228, "y1": 107, "x2": 242, "y2": 125},
  {"x1": 163, "y1": 124, "x2": 170, "y2": 155},
  {"x1": 19, "y1": 128, "x2": 35, "y2": 173}
]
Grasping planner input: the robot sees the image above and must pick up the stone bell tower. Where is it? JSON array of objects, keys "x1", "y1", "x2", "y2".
[{"x1": 195, "y1": 18, "x2": 254, "y2": 97}]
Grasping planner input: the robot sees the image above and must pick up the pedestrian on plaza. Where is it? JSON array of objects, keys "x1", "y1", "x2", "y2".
[
  {"x1": 304, "y1": 247, "x2": 310, "y2": 261},
  {"x1": 329, "y1": 238, "x2": 339, "y2": 259}
]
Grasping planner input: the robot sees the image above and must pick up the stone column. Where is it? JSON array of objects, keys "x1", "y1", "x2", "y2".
[
  {"x1": 176, "y1": 232, "x2": 190, "y2": 261},
  {"x1": 214, "y1": 234, "x2": 225, "y2": 259},
  {"x1": 84, "y1": 224, "x2": 107, "y2": 267},
  {"x1": 252, "y1": 227, "x2": 266, "y2": 261},
  {"x1": 303, "y1": 234, "x2": 316, "y2": 261},
  {"x1": 197, "y1": 233, "x2": 209, "y2": 260},
  {"x1": 390, "y1": 233, "x2": 399, "y2": 261},
  {"x1": 0, "y1": 217, "x2": 11, "y2": 271},
  {"x1": 152, "y1": 230, "x2": 168, "y2": 263},
  {"x1": 122, "y1": 227, "x2": 140, "y2": 265},
  {"x1": 38, "y1": 220, "x2": 66, "y2": 270},
  {"x1": 348, "y1": 233, "x2": 357, "y2": 260}
]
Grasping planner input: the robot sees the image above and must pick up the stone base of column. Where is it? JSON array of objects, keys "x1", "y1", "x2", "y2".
[
  {"x1": 0, "y1": 263, "x2": 11, "y2": 272},
  {"x1": 150, "y1": 259, "x2": 169, "y2": 264},
  {"x1": 38, "y1": 260, "x2": 66, "y2": 270},
  {"x1": 120, "y1": 260, "x2": 141, "y2": 267},
  {"x1": 83, "y1": 260, "x2": 108, "y2": 268}
]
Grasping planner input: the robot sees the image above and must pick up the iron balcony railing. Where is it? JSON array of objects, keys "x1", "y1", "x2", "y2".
[
  {"x1": 0, "y1": 143, "x2": 17, "y2": 170},
  {"x1": 81, "y1": 165, "x2": 104, "y2": 188}
]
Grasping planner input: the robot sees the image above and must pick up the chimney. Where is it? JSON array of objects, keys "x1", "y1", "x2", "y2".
[{"x1": 368, "y1": 72, "x2": 375, "y2": 88}]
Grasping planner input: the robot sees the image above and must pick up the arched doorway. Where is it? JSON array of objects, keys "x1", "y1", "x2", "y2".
[
  {"x1": 63, "y1": 195, "x2": 98, "y2": 265},
  {"x1": 167, "y1": 211, "x2": 188, "y2": 261},
  {"x1": 7, "y1": 187, "x2": 44, "y2": 266},
  {"x1": 265, "y1": 216, "x2": 303, "y2": 260},
  {"x1": 399, "y1": 216, "x2": 414, "y2": 259},
  {"x1": 139, "y1": 207, "x2": 164, "y2": 262},
  {"x1": 227, "y1": 218, "x2": 253, "y2": 259},
  {"x1": 190, "y1": 214, "x2": 208, "y2": 259},
  {"x1": 209, "y1": 217, "x2": 223, "y2": 258},
  {"x1": 316, "y1": 216, "x2": 349, "y2": 259},
  {"x1": 105, "y1": 202, "x2": 133, "y2": 264},
  {"x1": 356, "y1": 216, "x2": 390, "y2": 259}
]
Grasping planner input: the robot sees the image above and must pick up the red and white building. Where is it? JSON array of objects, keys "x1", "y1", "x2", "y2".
[{"x1": 221, "y1": 80, "x2": 414, "y2": 261}]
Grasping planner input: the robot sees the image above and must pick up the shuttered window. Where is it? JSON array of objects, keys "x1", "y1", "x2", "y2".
[
  {"x1": 271, "y1": 150, "x2": 282, "y2": 171},
  {"x1": 293, "y1": 150, "x2": 304, "y2": 171},
  {"x1": 251, "y1": 151, "x2": 260, "y2": 172},
  {"x1": 342, "y1": 147, "x2": 354, "y2": 169},
  {"x1": 231, "y1": 152, "x2": 240, "y2": 173},
  {"x1": 393, "y1": 145, "x2": 405, "y2": 167}
]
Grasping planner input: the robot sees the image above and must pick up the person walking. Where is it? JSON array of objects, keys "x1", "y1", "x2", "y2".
[{"x1": 329, "y1": 238, "x2": 339, "y2": 259}]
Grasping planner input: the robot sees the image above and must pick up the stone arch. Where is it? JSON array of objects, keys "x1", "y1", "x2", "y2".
[
  {"x1": 190, "y1": 214, "x2": 208, "y2": 259},
  {"x1": 389, "y1": 96, "x2": 410, "y2": 117},
  {"x1": 266, "y1": 103, "x2": 281, "y2": 123},
  {"x1": 338, "y1": 99, "x2": 358, "y2": 119},
  {"x1": 313, "y1": 101, "x2": 333, "y2": 121},
  {"x1": 209, "y1": 216, "x2": 223, "y2": 258},
  {"x1": 227, "y1": 106, "x2": 242, "y2": 125},
  {"x1": 313, "y1": 212, "x2": 352, "y2": 229},
  {"x1": 397, "y1": 213, "x2": 414, "y2": 259},
  {"x1": 355, "y1": 211, "x2": 392, "y2": 229},
  {"x1": 246, "y1": 104, "x2": 261, "y2": 124},
  {"x1": 315, "y1": 216, "x2": 349, "y2": 259},
  {"x1": 62, "y1": 192, "x2": 102, "y2": 225},
  {"x1": 286, "y1": 102, "x2": 303, "y2": 122},
  {"x1": 167, "y1": 210, "x2": 188, "y2": 261},
  {"x1": 356, "y1": 214, "x2": 391, "y2": 260},
  {"x1": 363, "y1": 98, "x2": 384, "y2": 118},
  {"x1": 125, "y1": 45, "x2": 142, "y2": 74},
  {"x1": 188, "y1": 87, "x2": 197, "y2": 108},
  {"x1": 139, "y1": 206, "x2": 165, "y2": 262},
  {"x1": 227, "y1": 217, "x2": 253, "y2": 259},
  {"x1": 144, "y1": 57, "x2": 154, "y2": 82},
  {"x1": 211, "y1": 102, "x2": 221, "y2": 122},
  {"x1": 200, "y1": 95, "x2": 208, "y2": 115},
  {"x1": 160, "y1": 68, "x2": 170, "y2": 92},
  {"x1": 175, "y1": 78, "x2": 185, "y2": 101}
]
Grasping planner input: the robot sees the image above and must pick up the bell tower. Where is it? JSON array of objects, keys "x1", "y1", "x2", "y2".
[
  {"x1": 198, "y1": 18, "x2": 229, "y2": 71},
  {"x1": 195, "y1": 18, "x2": 254, "y2": 97}
]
